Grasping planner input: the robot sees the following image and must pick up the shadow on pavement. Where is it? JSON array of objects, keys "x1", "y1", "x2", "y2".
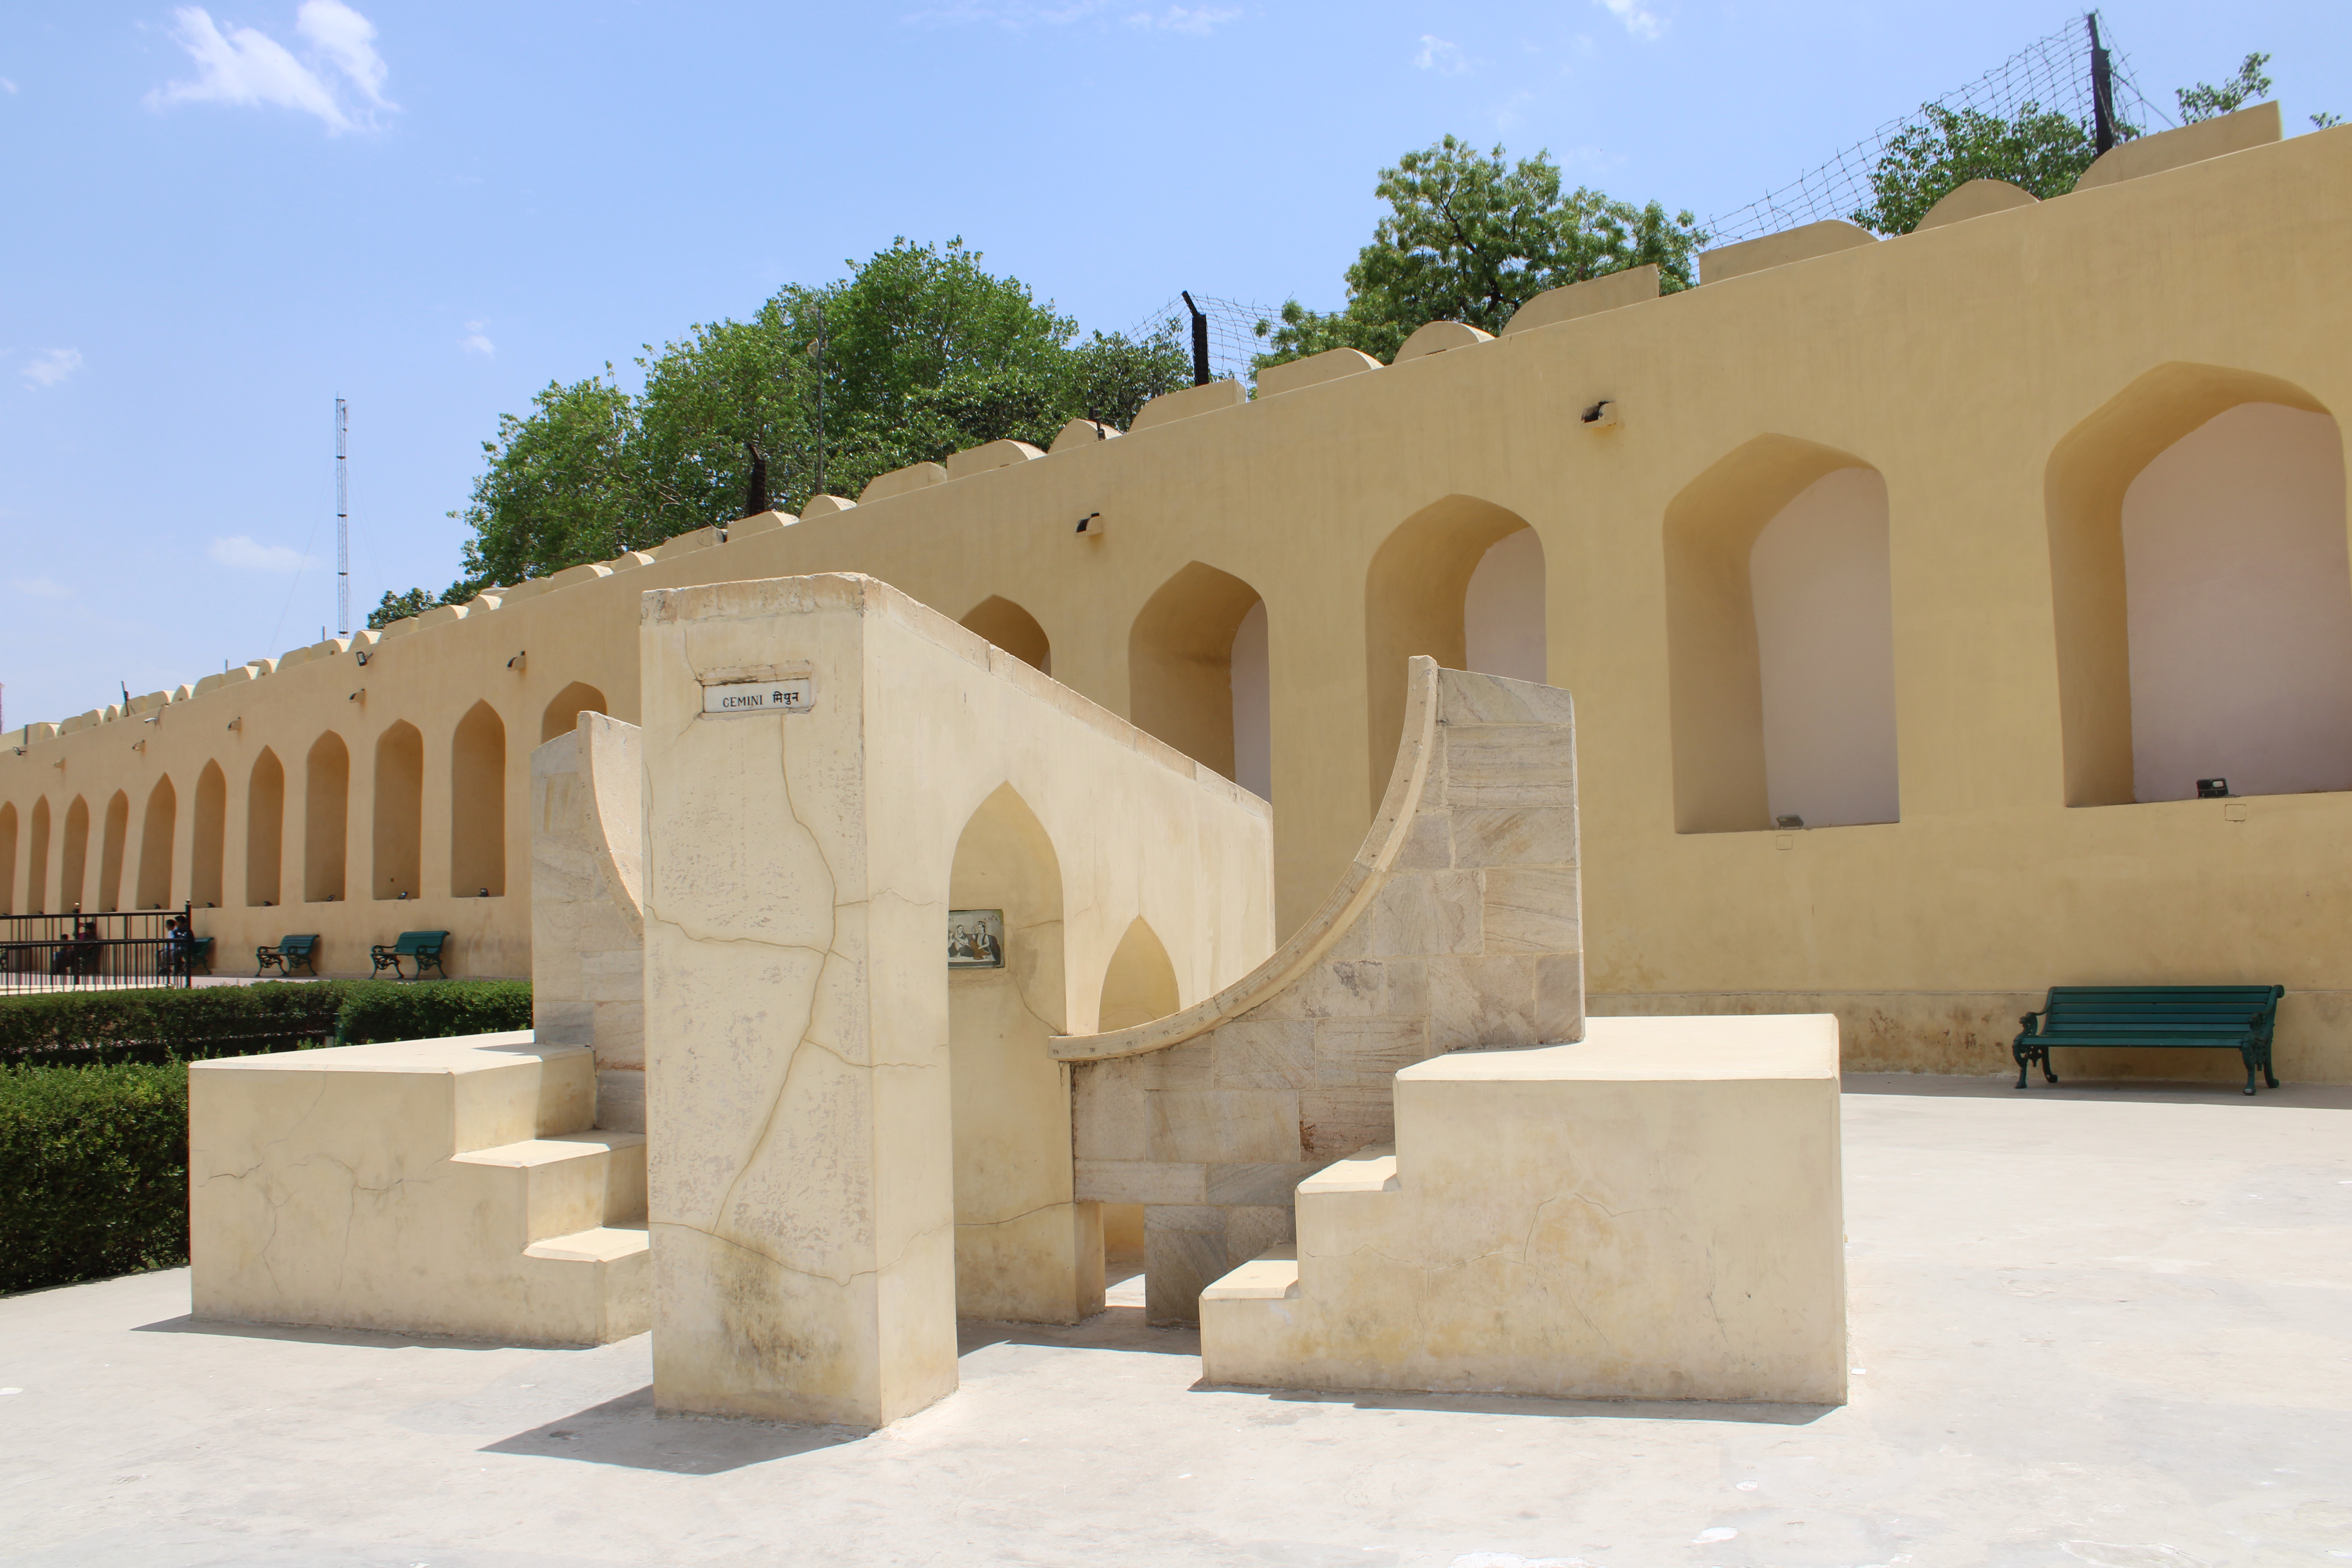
[
  {"x1": 131, "y1": 1313, "x2": 525, "y2": 1352},
  {"x1": 960, "y1": 1304, "x2": 1200, "y2": 1358},
  {"x1": 1200, "y1": 1381, "x2": 1838, "y2": 1425},
  {"x1": 481, "y1": 1386, "x2": 862, "y2": 1474}
]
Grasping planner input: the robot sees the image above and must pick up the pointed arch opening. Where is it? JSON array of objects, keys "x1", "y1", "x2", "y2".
[
  {"x1": 303, "y1": 733, "x2": 349, "y2": 903},
  {"x1": 1664, "y1": 437, "x2": 1898, "y2": 833},
  {"x1": 136, "y1": 776, "x2": 177, "y2": 909},
  {"x1": 0, "y1": 803, "x2": 16, "y2": 917},
  {"x1": 960, "y1": 597, "x2": 1052, "y2": 676},
  {"x1": 247, "y1": 749, "x2": 285, "y2": 907},
  {"x1": 192, "y1": 762, "x2": 227, "y2": 909},
  {"x1": 1365, "y1": 496, "x2": 1543, "y2": 805},
  {"x1": 947, "y1": 781, "x2": 1092, "y2": 1322},
  {"x1": 1096, "y1": 916, "x2": 1180, "y2": 1031},
  {"x1": 27, "y1": 798, "x2": 53, "y2": 914},
  {"x1": 60, "y1": 797, "x2": 90, "y2": 913},
  {"x1": 374, "y1": 721, "x2": 423, "y2": 900},
  {"x1": 541, "y1": 682, "x2": 610, "y2": 746},
  {"x1": 450, "y1": 701, "x2": 506, "y2": 897},
  {"x1": 2046, "y1": 363, "x2": 2351, "y2": 805},
  {"x1": 98, "y1": 791, "x2": 131, "y2": 911},
  {"x1": 1130, "y1": 562, "x2": 1268, "y2": 794}
]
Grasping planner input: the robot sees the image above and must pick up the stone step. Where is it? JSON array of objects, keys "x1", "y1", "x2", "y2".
[
  {"x1": 520, "y1": 1224, "x2": 651, "y2": 1343},
  {"x1": 450, "y1": 1132, "x2": 647, "y2": 1244},
  {"x1": 1294, "y1": 1143, "x2": 1400, "y2": 1259},
  {"x1": 1199, "y1": 1245, "x2": 1299, "y2": 1303}
]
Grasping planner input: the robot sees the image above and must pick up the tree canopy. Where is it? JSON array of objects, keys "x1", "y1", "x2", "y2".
[
  {"x1": 1252, "y1": 137, "x2": 1706, "y2": 370},
  {"x1": 1850, "y1": 103, "x2": 2098, "y2": 235},
  {"x1": 373, "y1": 238, "x2": 1187, "y2": 626}
]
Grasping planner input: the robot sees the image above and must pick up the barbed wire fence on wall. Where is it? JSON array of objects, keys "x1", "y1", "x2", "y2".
[
  {"x1": 1704, "y1": 12, "x2": 2173, "y2": 245},
  {"x1": 1126, "y1": 295, "x2": 1283, "y2": 387}
]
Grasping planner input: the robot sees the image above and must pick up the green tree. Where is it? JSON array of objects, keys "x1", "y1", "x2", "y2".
[
  {"x1": 376, "y1": 240, "x2": 1188, "y2": 621},
  {"x1": 1253, "y1": 137, "x2": 1705, "y2": 371},
  {"x1": 1851, "y1": 102, "x2": 2099, "y2": 235},
  {"x1": 446, "y1": 370, "x2": 640, "y2": 594},
  {"x1": 2178, "y1": 53, "x2": 2272, "y2": 122}
]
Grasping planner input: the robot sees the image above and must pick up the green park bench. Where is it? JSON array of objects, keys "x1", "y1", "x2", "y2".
[
  {"x1": 161, "y1": 936, "x2": 215, "y2": 978},
  {"x1": 255, "y1": 934, "x2": 319, "y2": 977},
  {"x1": 371, "y1": 930, "x2": 449, "y2": 982},
  {"x1": 2013, "y1": 985, "x2": 2285, "y2": 1096}
]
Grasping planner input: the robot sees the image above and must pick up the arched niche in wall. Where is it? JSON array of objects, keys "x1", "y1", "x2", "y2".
[
  {"x1": 1364, "y1": 495, "x2": 1538, "y2": 805},
  {"x1": 0, "y1": 802, "x2": 15, "y2": 916},
  {"x1": 960, "y1": 597, "x2": 1052, "y2": 677},
  {"x1": 60, "y1": 796, "x2": 90, "y2": 913},
  {"x1": 1129, "y1": 562, "x2": 1269, "y2": 794},
  {"x1": 2045, "y1": 363, "x2": 2352, "y2": 805},
  {"x1": 449, "y1": 701, "x2": 506, "y2": 897},
  {"x1": 303, "y1": 733, "x2": 349, "y2": 904},
  {"x1": 25, "y1": 799, "x2": 53, "y2": 915},
  {"x1": 247, "y1": 749, "x2": 285, "y2": 907},
  {"x1": 946, "y1": 781, "x2": 1083, "y2": 1322},
  {"x1": 374, "y1": 721, "x2": 423, "y2": 901},
  {"x1": 1464, "y1": 527, "x2": 1549, "y2": 684},
  {"x1": 136, "y1": 776, "x2": 177, "y2": 909},
  {"x1": 192, "y1": 762, "x2": 227, "y2": 909},
  {"x1": 1096, "y1": 916, "x2": 1180, "y2": 1032},
  {"x1": 98, "y1": 790, "x2": 131, "y2": 911},
  {"x1": 541, "y1": 682, "x2": 610, "y2": 746},
  {"x1": 1664, "y1": 436, "x2": 1897, "y2": 833}
]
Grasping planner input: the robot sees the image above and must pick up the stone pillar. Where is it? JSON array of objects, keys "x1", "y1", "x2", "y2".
[{"x1": 640, "y1": 578, "x2": 957, "y2": 1428}]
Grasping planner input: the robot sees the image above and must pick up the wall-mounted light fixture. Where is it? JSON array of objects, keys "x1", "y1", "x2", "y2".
[
  {"x1": 1074, "y1": 512, "x2": 1104, "y2": 538},
  {"x1": 348, "y1": 689, "x2": 365, "y2": 703},
  {"x1": 226, "y1": 718, "x2": 242, "y2": 733},
  {"x1": 1581, "y1": 400, "x2": 1620, "y2": 429},
  {"x1": 507, "y1": 651, "x2": 527, "y2": 671},
  {"x1": 355, "y1": 650, "x2": 371, "y2": 667},
  {"x1": 1774, "y1": 814, "x2": 1805, "y2": 830}
]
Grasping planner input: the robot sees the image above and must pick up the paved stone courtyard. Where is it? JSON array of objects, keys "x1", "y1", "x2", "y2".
[{"x1": 4, "y1": 1076, "x2": 2349, "y2": 1568}]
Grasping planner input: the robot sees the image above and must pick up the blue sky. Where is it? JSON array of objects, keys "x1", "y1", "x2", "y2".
[{"x1": 1, "y1": 0, "x2": 2342, "y2": 728}]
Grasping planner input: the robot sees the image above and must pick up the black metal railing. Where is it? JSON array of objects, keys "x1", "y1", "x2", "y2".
[{"x1": 0, "y1": 905, "x2": 204, "y2": 995}]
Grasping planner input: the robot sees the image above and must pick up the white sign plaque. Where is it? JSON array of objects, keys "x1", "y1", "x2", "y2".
[{"x1": 701, "y1": 677, "x2": 814, "y2": 716}]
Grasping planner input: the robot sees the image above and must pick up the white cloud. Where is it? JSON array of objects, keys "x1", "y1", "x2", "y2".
[
  {"x1": 12, "y1": 576, "x2": 71, "y2": 600},
  {"x1": 1414, "y1": 34, "x2": 1468, "y2": 74},
  {"x1": 144, "y1": 2, "x2": 394, "y2": 134},
  {"x1": 208, "y1": 535, "x2": 318, "y2": 573},
  {"x1": 1125, "y1": 5, "x2": 1239, "y2": 33},
  {"x1": 461, "y1": 320, "x2": 494, "y2": 356},
  {"x1": 22, "y1": 348, "x2": 82, "y2": 388},
  {"x1": 1593, "y1": 0, "x2": 1664, "y2": 40},
  {"x1": 296, "y1": 0, "x2": 389, "y2": 105}
]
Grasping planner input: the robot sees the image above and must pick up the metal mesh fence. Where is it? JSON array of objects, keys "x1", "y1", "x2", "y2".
[
  {"x1": 1704, "y1": 12, "x2": 2171, "y2": 245},
  {"x1": 1126, "y1": 294, "x2": 1284, "y2": 386}
]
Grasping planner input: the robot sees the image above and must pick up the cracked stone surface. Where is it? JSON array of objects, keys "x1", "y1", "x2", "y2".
[
  {"x1": 638, "y1": 575, "x2": 1274, "y2": 1428},
  {"x1": 11, "y1": 1077, "x2": 2348, "y2": 1568}
]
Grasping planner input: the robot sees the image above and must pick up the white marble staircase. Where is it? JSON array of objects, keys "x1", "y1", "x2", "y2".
[{"x1": 191, "y1": 1030, "x2": 650, "y2": 1346}]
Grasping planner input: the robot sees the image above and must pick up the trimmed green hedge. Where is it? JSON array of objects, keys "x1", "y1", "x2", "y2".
[
  {"x1": 0, "y1": 1062, "x2": 189, "y2": 1294},
  {"x1": 0, "y1": 980, "x2": 532, "y2": 1067},
  {"x1": 0, "y1": 980, "x2": 535, "y2": 1295}
]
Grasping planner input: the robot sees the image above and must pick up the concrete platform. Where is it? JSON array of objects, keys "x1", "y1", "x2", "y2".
[{"x1": 4, "y1": 1076, "x2": 2351, "y2": 1567}]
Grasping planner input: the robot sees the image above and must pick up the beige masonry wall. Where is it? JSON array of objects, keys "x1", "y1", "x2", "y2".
[{"x1": 7, "y1": 127, "x2": 2352, "y2": 1082}]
